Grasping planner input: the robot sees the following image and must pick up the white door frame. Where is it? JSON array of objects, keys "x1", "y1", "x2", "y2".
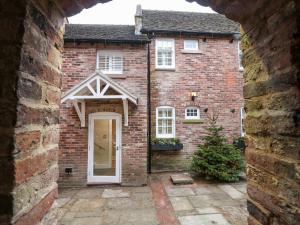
[{"x1": 87, "y1": 112, "x2": 122, "y2": 184}]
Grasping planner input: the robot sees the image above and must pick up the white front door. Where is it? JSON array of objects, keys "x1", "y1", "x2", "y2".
[{"x1": 88, "y1": 112, "x2": 122, "y2": 184}]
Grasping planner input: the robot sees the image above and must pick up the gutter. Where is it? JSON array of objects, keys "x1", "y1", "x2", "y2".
[
  {"x1": 147, "y1": 42, "x2": 152, "y2": 174},
  {"x1": 64, "y1": 38, "x2": 151, "y2": 44},
  {"x1": 141, "y1": 29, "x2": 240, "y2": 39}
]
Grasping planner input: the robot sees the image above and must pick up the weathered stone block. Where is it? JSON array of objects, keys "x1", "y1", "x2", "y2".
[
  {"x1": 18, "y1": 77, "x2": 42, "y2": 100},
  {"x1": 15, "y1": 130, "x2": 41, "y2": 154},
  {"x1": 247, "y1": 199, "x2": 271, "y2": 225}
]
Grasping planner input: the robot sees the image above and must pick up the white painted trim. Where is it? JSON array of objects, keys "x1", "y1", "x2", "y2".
[
  {"x1": 240, "y1": 107, "x2": 246, "y2": 137},
  {"x1": 156, "y1": 106, "x2": 176, "y2": 138},
  {"x1": 238, "y1": 41, "x2": 244, "y2": 71},
  {"x1": 155, "y1": 38, "x2": 175, "y2": 70},
  {"x1": 87, "y1": 112, "x2": 122, "y2": 184},
  {"x1": 61, "y1": 71, "x2": 138, "y2": 105},
  {"x1": 72, "y1": 100, "x2": 85, "y2": 127},
  {"x1": 122, "y1": 98, "x2": 128, "y2": 126},
  {"x1": 185, "y1": 107, "x2": 200, "y2": 120}
]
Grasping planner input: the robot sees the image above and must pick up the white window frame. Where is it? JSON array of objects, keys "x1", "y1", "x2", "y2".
[
  {"x1": 155, "y1": 39, "x2": 175, "y2": 69},
  {"x1": 156, "y1": 106, "x2": 176, "y2": 138},
  {"x1": 184, "y1": 40, "x2": 199, "y2": 51},
  {"x1": 241, "y1": 107, "x2": 246, "y2": 137},
  {"x1": 238, "y1": 41, "x2": 244, "y2": 71},
  {"x1": 185, "y1": 107, "x2": 200, "y2": 119},
  {"x1": 96, "y1": 50, "x2": 123, "y2": 74}
]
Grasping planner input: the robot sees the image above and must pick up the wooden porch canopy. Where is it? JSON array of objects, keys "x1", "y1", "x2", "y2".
[{"x1": 61, "y1": 71, "x2": 138, "y2": 127}]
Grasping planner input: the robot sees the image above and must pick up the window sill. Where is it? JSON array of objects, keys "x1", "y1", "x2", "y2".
[
  {"x1": 182, "y1": 119, "x2": 204, "y2": 124},
  {"x1": 155, "y1": 67, "x2": 176, "y2": 71},
  {"x1": 181, "y1": 50, "x2": 202, "y2": 54}
]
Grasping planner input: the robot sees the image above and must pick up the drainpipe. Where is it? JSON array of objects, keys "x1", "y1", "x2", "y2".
[{"x1": 147, "y1": 42, "x2": 152, "y2": 174}]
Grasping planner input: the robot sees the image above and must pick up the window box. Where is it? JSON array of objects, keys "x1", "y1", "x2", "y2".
[
  {"x1": 152, "y1": 143, "x2": 183, "y2": 151},
  {"x1": 151, "y1": 137, "x2": 183, "y2": 151}
]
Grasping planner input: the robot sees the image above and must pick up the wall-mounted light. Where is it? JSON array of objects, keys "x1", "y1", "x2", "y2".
[
  {"x1": 230, "y1": 109, "x2": 236, "y2": 113},
  {"x1": 189, "y1": 92, "x2": 197, "y2": 101},
  {"x1": 204, "y1": 108, "x2": 208, "y2": 113}
]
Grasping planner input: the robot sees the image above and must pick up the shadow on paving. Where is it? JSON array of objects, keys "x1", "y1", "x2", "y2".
[{"x1": 56, "y1": 173, "x2": 248, "y2": 225}]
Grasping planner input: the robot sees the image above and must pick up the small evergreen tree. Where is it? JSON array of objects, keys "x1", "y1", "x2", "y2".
[{"x1": 190, "y1": 113, "x2": 244, "y2": 182}]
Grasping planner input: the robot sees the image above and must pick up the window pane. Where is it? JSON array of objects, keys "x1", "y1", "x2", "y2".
[
  {"x1": 184, "y1": 40, "x2": 198, "y2": 50},
  {"x1": 158, "y1": 127, "x2": 162, "y2": 134},
  {"x1": 158, "y1": 109, "x2": 163, "y2": 117},
  {"x1": 98, "y1": 53, "x2": 123, "y2": 73},
  {"x1": 156, "y1": 40, "x2": 174, "y2": 67},
  {"x1": 186, "y1": 108, "x2": 199, "y2": 118}
]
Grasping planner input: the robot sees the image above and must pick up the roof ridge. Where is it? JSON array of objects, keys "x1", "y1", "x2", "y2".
[
  {"x1": 142, "y1": 9, "x2": 220, "y2": 16},
  {"x1": 67, "y1": 24, "x2": 134, "y2": 27}
]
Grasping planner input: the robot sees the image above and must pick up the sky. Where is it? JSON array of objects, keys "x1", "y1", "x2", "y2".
[{"x1": 68, "y1": 0, "x2": 215, "y2": 25}]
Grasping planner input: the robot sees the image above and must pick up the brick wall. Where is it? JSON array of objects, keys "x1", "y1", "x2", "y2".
[
  {"x1": 150, "y1": 35, "x2": 244, "y2": 171},
  {"x1": 59, "y1": 42, "x2": 148, "y2": 186}
]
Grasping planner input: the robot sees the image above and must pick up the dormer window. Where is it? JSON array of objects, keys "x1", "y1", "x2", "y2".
[
  {"x1": 97, "y1": 50, "x2": 123, "y2": 74},
  {"x1": 184, "y1": 40, "x2": 198, "y2": 51}
]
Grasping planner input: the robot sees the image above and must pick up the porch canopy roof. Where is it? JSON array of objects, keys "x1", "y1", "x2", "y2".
[{"x1": 61, "y1": 71, "x2": 138, "y2": 127}]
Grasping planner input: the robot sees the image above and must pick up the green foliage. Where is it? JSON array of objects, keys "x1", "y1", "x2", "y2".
[
  {"x1": 190, "y1": 113, "x2": 244, "y2": 182},
  {"x1": 233, "y1": 136, "x2": 246, "y2": 152},
  {"x1": 151, "y1": 137, "x2": 180, "y2": 145}
]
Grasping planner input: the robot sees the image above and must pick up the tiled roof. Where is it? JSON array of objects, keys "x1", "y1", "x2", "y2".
[
  {"x1": 141, "y1": 10, "x2": 240, "y2": 35},
  {"x1": 64, "y1": 24, "x2": 150, "y2": 43}
]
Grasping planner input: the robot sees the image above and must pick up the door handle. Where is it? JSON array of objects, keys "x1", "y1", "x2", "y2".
[{"x1": 116, "y1": 146, "x2": 119, "y2": 151}]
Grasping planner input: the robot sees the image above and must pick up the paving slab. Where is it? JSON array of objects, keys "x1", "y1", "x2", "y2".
[
  {"x1": 220, "y1": 205, "x2": 248, "y2": 225},
  {"x1": 166, "y1": 187, "x2": 195, "y2": 197},
  {"x1": 74, "y1": 188, "x2": 103, "y2": 199},
  {"x1": 102, "y1": 189, "x2": 130, "y2": 198},
  {"x1": 196, "y1": 207, "x2": 219, "y2": 214},
  {"x1": 178, "y1": 214, "x2": 230, "y2": 225},
  {"x1": 232, "y1": 183, "x2": 247, "y2": 194},
  {"x1": 171, "y1": 174, "x2": 193, "y2": 185},
  {"x1": 218, "y1": 185, "x2": 244, "y2": 199},
  {"x1": 169, "y1": 197, "x2": 194, "y2": 211},
  {"x1": 194, "y1": 186, "x2": 213, "y2": 195},
  {"x1": 102, "y1": 209, "x2": 158, "y2": 225},
  {"x1": 61, "y1": 217, "x2": 103, "y2": 225},
  {"x1": 188, "y1": 195, "x2": 213, "y2": 208},
  {"x1": 69, "y1": 199, "x2": 105, "y2": 212},
  {"x1": 105, "y1": 196, "x2": 153, "y2": 209}
]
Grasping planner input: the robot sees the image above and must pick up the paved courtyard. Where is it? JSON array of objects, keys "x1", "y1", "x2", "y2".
[{"x1": 56, "y1": 173, "x2": 248, "y2": 225}]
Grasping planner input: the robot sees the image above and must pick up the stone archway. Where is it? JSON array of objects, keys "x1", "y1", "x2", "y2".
[{"x1": 0, "y1": 0, "x2": 299, "y2": 224}]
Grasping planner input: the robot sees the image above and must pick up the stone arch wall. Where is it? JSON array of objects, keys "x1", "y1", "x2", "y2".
[{"x1": 0, "y1": 0, "x2": 299, "y2": 224}]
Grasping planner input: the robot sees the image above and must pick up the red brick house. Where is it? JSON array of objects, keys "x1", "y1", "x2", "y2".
[{"x1": 59, "y1": 6, "x2": 243, "y2": 186}]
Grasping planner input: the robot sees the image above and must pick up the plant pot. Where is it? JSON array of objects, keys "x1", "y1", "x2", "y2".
[{"x1": 151, "y1": 143, "x2": 183, "y2": 151}]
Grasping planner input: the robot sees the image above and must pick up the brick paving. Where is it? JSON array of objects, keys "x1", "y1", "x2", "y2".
[{"x1": 56, "y1": 173, "x2": 248, "y2": 225}]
